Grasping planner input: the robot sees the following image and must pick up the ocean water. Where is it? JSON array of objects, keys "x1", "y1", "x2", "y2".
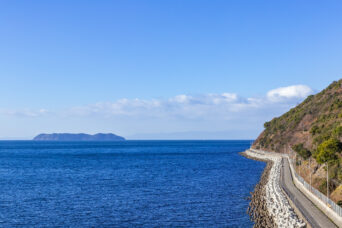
[{"x1": 0, "y1": 140, "x2": 265, "y2": 227}]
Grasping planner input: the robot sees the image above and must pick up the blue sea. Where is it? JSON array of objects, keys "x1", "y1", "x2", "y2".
[{"x1": 0, "y1": 140, "x2": 265, "y2": 227}]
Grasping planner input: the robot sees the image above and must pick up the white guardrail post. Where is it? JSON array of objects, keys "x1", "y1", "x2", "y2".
[
  {"x1": 284, "y1": 147, "x2": 342, "y2": 226},
  {"x1": 250, "y1": 147, "x2": 342, "y2": 226}
]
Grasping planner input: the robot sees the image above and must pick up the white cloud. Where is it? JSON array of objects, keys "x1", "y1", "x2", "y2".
[
  {"x1": 0, "y1": 85, "x2": 314, "y2": 139},
  {"x1": 168, "y1": 93, "x2": 238, "y2": 105},
  {"x1": 170, "y1": 94, "x2": 190, "y2": 103},
  {"x1": 267, "y1": 85, "x2": 313, "y2": 102},
  {"x1": 1, "y1": 85, "x2": 313, "y2": 121},
  {"x1": 0, "y1": 108, "x2": 49, "y2": 117},
  {"x1": 65, "y1": 93, "x2": 245, "y2": 119},
  {"x1": 65, "y1": 85, "x2": 313, "y2": 120}
]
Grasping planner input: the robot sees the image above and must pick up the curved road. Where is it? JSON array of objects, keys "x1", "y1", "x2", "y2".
[{"x1": 280, "y1": 158, "x2": 337, "y2": 228}]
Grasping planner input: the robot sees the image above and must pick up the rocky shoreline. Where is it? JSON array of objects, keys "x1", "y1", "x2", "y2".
[
  {"x1": 241, "y1": 151, "x2": 276, "y2": 228},
  {"x1": 241, "y1": 150, "x2": 306, "y2": 228}
]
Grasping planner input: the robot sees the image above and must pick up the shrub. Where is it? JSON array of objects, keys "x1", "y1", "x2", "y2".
[
  {"x1": 316, "y1": 138, "x2": 342, "y2": 164},
  {"x1": 338, "y1": 200, "x2": 342, "y2": 207},
  {"x1": 292, "y1": 143, "x2": 311, "y2": 159},
  {"x1": 337, "y1": 168, "x2": 342, "y2": 181},
  {"x1": 313, "y1": 132, "x2": 332, "y2": 145},
  {"x1": 304, "y1": 95, "x2": 314, "y2": 103},
  {"x1": 319, "y1": 180, "x2": 327, "y2": 194},
  {"x1": 333, "y1": 126, "x2": 342, "y2": 138},
  {"x1": 310, "y1": 125, "x2": 320, "y2": 136},
  {"x1": 331, "y1": 99, "x2": 342, "y2": 110},
  {"x1": 264, "y1": 121, "x2": 271, "y2": 129}
]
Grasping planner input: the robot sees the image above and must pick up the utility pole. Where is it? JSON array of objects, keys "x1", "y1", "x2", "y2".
[
  {"x1": 309, "y1": 157, "x2": 312, "y2": 192},
  {"x1": 327, "y1": 162, "x2": 329, "y2": 204},
  {"x1": 297, "y1": 154, "x2": 300, "y2": 176},
  {"x1": 294, "y1": 152, "x2": 296, "y2": 169},
  {"x1": 299, "y1": 156, "x2": 300, "y2": 176}
]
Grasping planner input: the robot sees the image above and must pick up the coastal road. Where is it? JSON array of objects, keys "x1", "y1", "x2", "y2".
[{"x1": 280, "y1": 158, "x2": 337, "y2": 228}]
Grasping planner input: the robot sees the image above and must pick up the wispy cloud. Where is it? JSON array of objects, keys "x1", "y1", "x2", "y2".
[
  {"x1": 66, "y1": 93, "x2": 242, "y2": 119},
  {"x1": 0, "y1": 85, "x2": 314, "y2": 121},
  {"x1": 0, "y1": 85, "x2": 315, "y2": 139},
  {"x1": 0, "y1": 108, "x2": 49, "y2": 117},
  {"x1": 65, "y1": 85, "x2": 314, "y2": 120}
]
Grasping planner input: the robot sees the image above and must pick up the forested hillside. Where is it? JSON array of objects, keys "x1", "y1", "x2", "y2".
[{"x1": 253, "y1": 79, "x2": 342, "y2": 203}]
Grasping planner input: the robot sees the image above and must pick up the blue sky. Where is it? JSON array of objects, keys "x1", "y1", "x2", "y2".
[{"x1": 0, "y1": 1, "x2": 342, "y2": 139}]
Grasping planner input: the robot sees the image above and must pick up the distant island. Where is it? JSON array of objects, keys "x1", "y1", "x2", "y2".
[{"x1": 33, "y1": 133, "x2": 125, "y2": 141}]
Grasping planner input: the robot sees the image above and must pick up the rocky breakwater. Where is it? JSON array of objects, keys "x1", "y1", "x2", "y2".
[{"x1": 242, "y1": 149, "x2": 306, "y2": 228}]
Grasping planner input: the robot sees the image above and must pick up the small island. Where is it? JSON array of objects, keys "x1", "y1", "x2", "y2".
[{"x1": 33, "y1": 133, "x2": 125, "y2": 141}]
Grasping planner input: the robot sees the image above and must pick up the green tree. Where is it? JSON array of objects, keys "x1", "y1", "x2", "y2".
[
  {"x1": 316, "y1": 138, "x2": 342, "y2": 164},
  {"x1": 310, "y1": 125, "x2": 320, "y2": 136},
  {"x1": 292, "y1": 143, "x2": 311, "y2": 160},
  {"x1": 333, "y1": 126, "x2": 342, "y2": 138},
  {"x1": 264, "y1": 121, "x2": 271, "y2": 129}
]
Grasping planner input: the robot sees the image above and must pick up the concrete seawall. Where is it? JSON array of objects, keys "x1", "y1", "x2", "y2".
[
  {"x1": 240, "y1": 152, "x2": 275, "y2": 228},
  {"x1": 250, "y1": 148, "x2": 340, "y2": 228},
  {"x1": 241, "y1": 150, "x2": 305, "y2": 228}
]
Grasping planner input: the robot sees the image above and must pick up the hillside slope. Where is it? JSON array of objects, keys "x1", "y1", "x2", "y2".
[
  {"x1": 253, "y1": 79, "x2": 342, "y2": 203},
  {"x1": 254, "y1": 79, "x2": 342, "y2": 153}
]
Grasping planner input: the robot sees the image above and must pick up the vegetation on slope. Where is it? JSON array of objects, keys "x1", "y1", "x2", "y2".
[{"x1": 253, "y1": 79, "x2": 342, "y2": 201}]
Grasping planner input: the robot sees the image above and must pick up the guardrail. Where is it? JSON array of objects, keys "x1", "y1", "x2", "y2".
[
  {"x1": 287, "y1": 155, "x2": 342, "y2": 217},
  {"x1": 249, "y1": 148, "x2": 342, "y2": 225}
]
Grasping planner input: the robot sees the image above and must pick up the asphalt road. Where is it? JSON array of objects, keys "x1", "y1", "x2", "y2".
[{"x1": 280, "y1": 158, "x2": 337, "y2": 228}]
